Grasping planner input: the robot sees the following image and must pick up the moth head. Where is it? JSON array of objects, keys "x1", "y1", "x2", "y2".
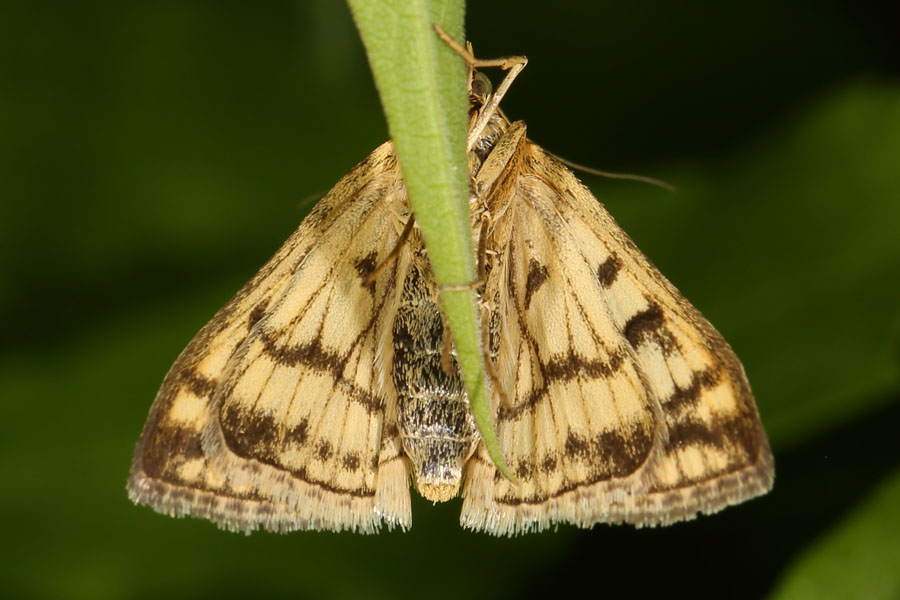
[{"x1": 469, "y1": 70, "x2": 493, "y2": 110}]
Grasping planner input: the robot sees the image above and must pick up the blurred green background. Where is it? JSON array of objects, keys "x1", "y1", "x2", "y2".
[{"x1": 2, "y1": 1, "x2": 899, "y2": 599}]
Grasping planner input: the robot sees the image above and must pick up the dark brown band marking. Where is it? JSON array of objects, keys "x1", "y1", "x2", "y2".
[
  {"x1": 214, "y1": 403, "x2": 379, "y2": 498},
  {"x1": 257, "y1": 329, "x2": 381, "y2": 413},
  {"x1": 495, "y1": 415, "x2": 762, "y2": 507},
  {"x1": 499, "y1": 423, "x2": 653, "y2": 500},
  {"x1": 563, "y1": 426, "x2": 652, "y2": 478},
  {"x1": 545, "y1": 349, "x2": 624, "y2": 382},
  {"x1": 147, "y1": 460, "x2": 378, "y2": 501},
  {"x1": 666, "y1": 413, "x2": 761, "y2": 460},
  {"x1": 260, "y1": 330, "x2": 345, "y2": 371},
  {"x1": 664, "y1": 367, "x2": 722, "y2": 414},
  {"x1": 499, "y1": 351, "x2": 625, "y2": 421},
  {"x1": 182, "y1": 371, "x2": 218, "y2": 399}
]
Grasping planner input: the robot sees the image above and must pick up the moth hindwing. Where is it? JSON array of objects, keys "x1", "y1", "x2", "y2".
[{"x1": 127, "y1": 35, "x2": 773, "y2": 536}]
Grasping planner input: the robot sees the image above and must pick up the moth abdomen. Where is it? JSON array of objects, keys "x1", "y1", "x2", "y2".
[
  {"x1": 397, "y1": 392, "x2": 478, "y2": 502},
  {"x1": 392, "y1": 264, "x2": 479, "y2": 502}
]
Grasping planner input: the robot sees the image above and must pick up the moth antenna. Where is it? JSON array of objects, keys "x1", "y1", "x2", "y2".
[{"x1": 550, "y1": 152, "x2": 677, "y2": 192}]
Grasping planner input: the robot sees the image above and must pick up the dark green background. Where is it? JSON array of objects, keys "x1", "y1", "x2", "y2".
[{"x1": 2, "y1": 1, "x2": 899, "y2": 599}]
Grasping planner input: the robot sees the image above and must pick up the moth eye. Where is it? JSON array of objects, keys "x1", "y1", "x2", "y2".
[{"x1": 471, "y1": 71, "x2": 492, "y2": 101}]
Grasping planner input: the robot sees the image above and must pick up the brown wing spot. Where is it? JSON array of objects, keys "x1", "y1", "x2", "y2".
[
  {"x1": 285, "y1": 418, "x2": 309, "y2": 446},
  {"x1": 316, "y1": 440, "x2": 333, "y2": 461},
  {"x1": 248, "y1": 298, "x2": 270, "y2": 330},
  {"x1": 342, "y1": 453, "x2": 361, "y2": 471},
  {"x1": 354, "y1": 251, "x2": 379, "y2": 293},
  {"x1": 524, "y1": 259, "x2": 549, "y2": 310},
  {"x1": 596, "y1": 253, "x2": 622, "y2": 288},
  {"x1": 595, "y1": 426, "x2": 653, "y2": 477},
  {"x1": 623, "y1": 302, "x2": 665, "y2": 347},
  {"x1": 382, "y1": 423, "x2": 399, "y2": 439},
  {"x1": 515, "y1": 458, "x2": 535, "y2": 479},
  {"x1": 221, "y1": 404, "x2": 280, "y2": 462},
  {"x1": 140, "y1": 424, "x2": 205, "y2": 479},
  {"x1": 215, "y1": 405, "x2": 378, "y2": 498},
  {"x1": 540, "y1": 453, "x2": 558, "y2": 474}
]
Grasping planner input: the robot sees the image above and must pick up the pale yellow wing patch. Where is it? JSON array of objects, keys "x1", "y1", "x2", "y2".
[
  {"x1": 461, "y1": 127, "x2": 773, "y2": 535},
  {"x1": 128, "y1": 142, "x2": 414, "y2": 533}
]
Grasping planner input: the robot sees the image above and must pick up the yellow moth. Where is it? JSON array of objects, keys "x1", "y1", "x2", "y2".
[{"x1": 127, "y1": 30, "x2": 773, "y2": 536}]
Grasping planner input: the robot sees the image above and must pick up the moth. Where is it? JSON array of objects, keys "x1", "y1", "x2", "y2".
[{"x1": 127, "y1": 31, "x2": 773, "y2": 536}]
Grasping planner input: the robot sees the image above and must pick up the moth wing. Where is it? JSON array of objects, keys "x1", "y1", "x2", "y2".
[
  {"x1": 461, "y1": 128, "x2": 773, "y2": 535},
  {"x1": 128, "y1": 142, "x2": 413, "y2": 533}
]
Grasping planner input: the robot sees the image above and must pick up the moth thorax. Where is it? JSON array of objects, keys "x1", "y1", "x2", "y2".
[
  {"x1": 468, "y1": 113, "x2": 508, "y2": 179},
  {"x1": 392, "y1": 265, "x2": 479, "y2": 502}
]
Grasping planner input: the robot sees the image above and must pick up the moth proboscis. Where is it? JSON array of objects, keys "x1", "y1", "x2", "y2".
[{"x1": 127, "y1": 30, "x2": 773, "y2": 536}]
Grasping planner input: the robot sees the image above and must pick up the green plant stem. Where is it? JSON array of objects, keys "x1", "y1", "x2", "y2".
[{"x1": 347, "y1": 0, "x2": 511, "y2": 477}]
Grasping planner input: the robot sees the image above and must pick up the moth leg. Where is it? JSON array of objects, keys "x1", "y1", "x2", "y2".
[
  {"x1": 434, "y1": 295, "x2": 511, "y2": 409},
  {"x1": 434, "y1": 217, "x2": 511, "y2": 409},
  {"x1": 432, "y1": 24, "x2": 528, "y2": 151},
  {"x1": 432, "y1": 24, "x2": 525, "y2": 71},
  {"x1": 475, "y1": 216, "x2": 489, "y2": 286},
  {"x1": 482, "y1": 332, "x2": 511, "y2": 410}
]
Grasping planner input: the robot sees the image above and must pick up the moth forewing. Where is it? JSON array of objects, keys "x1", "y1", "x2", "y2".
[
  {"x1": 458, "y1": 117, "x2": 773, "y2": 535},
  {"x1": 128, "y1": 143, "x2": 417, "y2": 533}
]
